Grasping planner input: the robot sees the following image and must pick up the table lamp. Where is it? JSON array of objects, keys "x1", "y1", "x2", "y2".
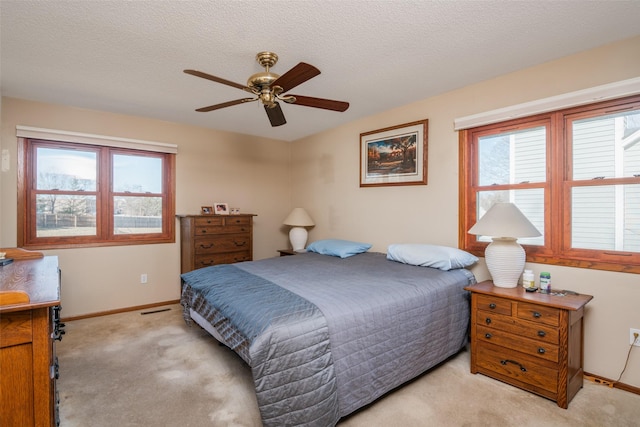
[
  {"x1": 283, "y1": 208, "x2": 315, "y2": 251},
  {"x1": 468, "y1": 202, "x2": 541, "y2": 288}
]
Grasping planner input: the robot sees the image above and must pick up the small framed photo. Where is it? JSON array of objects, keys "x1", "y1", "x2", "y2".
[
  {"x1": 214, "y1": 203, "x2": 229, "y2": 215},
  {"x1": 201, "y1": 206, "x2": 213, "y2": 215}
]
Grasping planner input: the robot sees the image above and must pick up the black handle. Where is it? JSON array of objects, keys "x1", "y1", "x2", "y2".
[
  {"x1": 489, "y1": 303, "x2": 496, "y2": 309},
  {"x1": 533, "y1": 311, "x2": 541, "y2": 318},
  {"x1": 200, "y1": 243, "x2": 214, "y2": 249},
  {"x1": 501, "y1": 359, "x2": 527, "y2": 372},
  {"x1": 537, "y1": 330, "x2": 546, "y2": 337},
  {"x1": 538, "y1": 347, "x2": 546, "y2": 354},
  {"x1": 485, "y1": 317, "x2": 492, "y2": 325},
  {"x1": 485, "y1": 333, "x2": 492, "y2": 339}
]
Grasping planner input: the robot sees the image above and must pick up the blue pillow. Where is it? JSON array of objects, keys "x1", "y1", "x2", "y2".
[
  {"x1": 386, "y1": 244, "x2": 478, "y2": 271},
  {"x1": 306, "y1": 239, "x2": 372, "y2": 258}
]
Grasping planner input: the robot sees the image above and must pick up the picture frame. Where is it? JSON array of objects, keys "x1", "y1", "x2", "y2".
[
  {"x1": 360, "y1": 119, "x2": 428, "y2": 187},
  {"x1": 214, "y1": 203, "x2": 229, "y2": 215},
  {"x1": 201, "y1": 206, "x2": 213, "y2": 215}
]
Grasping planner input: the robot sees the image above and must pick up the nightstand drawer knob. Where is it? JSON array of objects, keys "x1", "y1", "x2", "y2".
[
  {"x1": 485, "y1": 318, "x2": 492, "y2": 325},
  {"x1": 485, "y1": 333, "x2": 492, "y2": 339},
  {"x1": 533, "y1": 311, "x2": 542, "y2": 318},
  {"x1": 489, "y1": 303, "x2": 496, "y2": 309},
  {"x1": 501, "y1": 359, "x2": 527, "y2": 372},
  {"x1": 537, "y1": 330, "x2": 546, "y2": 337},
  {"x1": 538, "y1": 347, "x2": 546, "y2": 354}
]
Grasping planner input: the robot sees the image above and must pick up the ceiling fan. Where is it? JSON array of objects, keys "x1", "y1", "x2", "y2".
[{"x1": 184, "y1": 52, "x2": 349, "y2": 127}]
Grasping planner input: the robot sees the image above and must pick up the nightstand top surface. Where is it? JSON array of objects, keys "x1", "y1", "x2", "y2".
[{"x1": 465, "y1": 280, "x2": 593, "y2": 310}]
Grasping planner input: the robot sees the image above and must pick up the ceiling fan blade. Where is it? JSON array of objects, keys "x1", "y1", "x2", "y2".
[
  {"x1": 271, "y1": 62, "x2": 320, "y2": 93},
  {"x1": 264, "y1": 103, "x2": 286, "y2": 127},
  {"x1": 195, "y1": 98, "x2": 256, "y2": 112},
  {"x1": 184, "y1": 69, "x2": 248, "y2": 91},
  {"x1": 288, "y1": 95, "x2": 349, "y2": 112}
]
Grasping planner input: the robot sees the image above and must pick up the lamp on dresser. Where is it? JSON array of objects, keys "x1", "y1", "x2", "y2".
[
  {"x1": 283, "y1": 208, "x2": 315, "y2": 252},
  {"x1": 468, "y1": 202, "x2": 541, "y2": 288}
]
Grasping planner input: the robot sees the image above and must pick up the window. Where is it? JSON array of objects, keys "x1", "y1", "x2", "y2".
[
  {"x1": 460, "y1": 94, "x2": 640, "y2": 273},
  {"x1": 18, "y1": 137, "x2": 176, "y2": 249}
]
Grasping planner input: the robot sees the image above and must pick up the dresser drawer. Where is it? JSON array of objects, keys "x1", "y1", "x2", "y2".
[
  {"x1": 194, "y1": 251, "x2": 252, "y2": 269},
  {"x1": 517, "y1": 302, "x2": 560, "y2": 327},
  {"x1": 194, "y1": 235, "x2": 251, "y2": 254},
  {"x1": 196, "y1": 224, "x2": 251, "y2": 235},
  {"x1": 0, "y1": 311, "x2": 33, "y2": 348},
  {"x1": 476, "y1": 294, "x2": 512, "y2": 316},
  {"x1": 476, "y1": 342, "x2": 558, "y2": 395},
  {"x1": 475, "y1": 311, "x2": 559, "y2": 344},
  {"x1": 477, "y1": 325, "x2": 559, "y2": 363}
]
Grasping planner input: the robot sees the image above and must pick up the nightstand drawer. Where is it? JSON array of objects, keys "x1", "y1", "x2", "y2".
[
  {"x1": 476, "y1": 342, "x2": 558, "y2": 394},
  {"x1": 517, "y1": 302, "x2": 560, "y2": 326},
  {"x1": 477, "y1": 325, "x2": 559, "y2": 362},
  {"x1": 476, "y1": 294, "x2": 512, "y2": 316},
  {"x1": 475, "y1": 311, "x2": 559, "y2": 344},
  {"x1": 194, "y1": 236, "x2": 251, "y2": 254}
]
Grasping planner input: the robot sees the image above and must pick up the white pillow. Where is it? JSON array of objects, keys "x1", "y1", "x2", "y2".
[{"x1": 386, "y1": 244, "x2": 478, "y2": 271}]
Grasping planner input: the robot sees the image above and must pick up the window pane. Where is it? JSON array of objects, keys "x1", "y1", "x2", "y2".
[
  {"x1": 36, "y1": 194, "x2": 96, "y2": 237},
  {"x1": 36, "y1": 147, "x2": 97, "y2": 191},
  {"x1": 478, "y1": 126, "x2": 546, "y2": 186},
  {"x1": 572, "y1": 184, "x2": 640, "y2": 251},
  {"x1": 572, "y1": 109, "x2": 640, "y2": 180},
  {"x1": 476, "y1": 189, "x2": 544, "y2": 245},
  {"x1": 114, "y1": 196, "x2": 162, "y2": 234},
  {"x1": 113, "y1": 154, "x2": 162, "y2": 193}
]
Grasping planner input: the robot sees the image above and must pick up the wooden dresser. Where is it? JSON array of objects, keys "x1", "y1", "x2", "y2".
[
  {"x1": 1, "y1": 255, "x2": 63, "y2": 426},
  {"x1": 465, "y1": 280, "x2": 593, "y2": 408},
  {"x1": 178, "y1": 214, "x2": 255, "y2": 274}
]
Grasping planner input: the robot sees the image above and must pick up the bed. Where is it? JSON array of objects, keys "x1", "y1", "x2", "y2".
[{"x1": 180, "y1": 248, "x2": 476, "y2": 426}]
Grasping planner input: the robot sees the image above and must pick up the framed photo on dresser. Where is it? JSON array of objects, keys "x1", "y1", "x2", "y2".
[{"x1": 214, "y1": 203, "x2": 229, "y2": 215}]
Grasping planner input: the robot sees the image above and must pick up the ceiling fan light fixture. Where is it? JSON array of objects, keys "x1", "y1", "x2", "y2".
[{"x1": 184, "y1": 51, "x2": 349, "y2": 126}]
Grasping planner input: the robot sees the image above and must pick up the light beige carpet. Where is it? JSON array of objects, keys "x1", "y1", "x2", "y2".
[{"x1": 57, "y1": 304, "x2": 640, "y2": 426}]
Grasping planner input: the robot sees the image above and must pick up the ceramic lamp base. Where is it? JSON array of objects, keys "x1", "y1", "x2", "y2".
[
  {"x1": 289, "y1": 227, "x2": 308, "y2": 252},
  {"x1": 485, "y1": 237, "x2": 525, "y2": 288}
]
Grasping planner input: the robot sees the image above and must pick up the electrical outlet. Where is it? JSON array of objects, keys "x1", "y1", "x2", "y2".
[
  {"x1": 140, "y1": 274, "x2": 148, "y2": 284},
  {"x1": 630, "y1": 328, "x2": 640, "y2": 346}
]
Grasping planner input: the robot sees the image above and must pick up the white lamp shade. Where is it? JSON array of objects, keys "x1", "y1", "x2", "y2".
[
  {"x1": 468, "y1": 202, "x2": 541, "y2": 288},
  {"x1": 468, "y1": 202, "x2": 541, "y2": 238},
  {"x1": 283, "y1": 208, "x2": 315, "y2": 227}
]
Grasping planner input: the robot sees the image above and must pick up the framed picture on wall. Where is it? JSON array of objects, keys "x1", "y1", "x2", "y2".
[
  {"x1": 214, "y1": 203, "x2": 229, "y2": 215},
  {"x1": 201, "y1": 206, "x2": 213, "y2": 215},
  {"x1": 360, "y1": 119, "x2": 428, "y2": 187}
]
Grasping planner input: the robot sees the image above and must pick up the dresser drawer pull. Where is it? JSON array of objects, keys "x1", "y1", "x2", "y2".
[
  {"x1": 537, "y1": 330, "x2": 546, "y2": 337},
  {"x1": 485, "y1": 317, "x2": 492, "y2": 325},
  {"x1": 500, "y1": 359, "x2": 527, "y2": 372},
  {"x1": 489, "y1": 303, "x2": 496, "y2": 309},
  {"x1": 234, "y1": 241, "x2": 247, "y2": 247},
  {"x1": 538, "y1": 347, "x2": 546, "y2": 354},
  {"x1": 200, "y1": 243, "x2": 214, "y2": 249},
  {"x1": 484, "y1": 333, "x2": 492, "y2": 339},
  {"x1": 533, "y1": 311, "x2": 542, "y2": 318},
  {"x1": 200, "y1": 230, "x2": 208, "y2": 234}
]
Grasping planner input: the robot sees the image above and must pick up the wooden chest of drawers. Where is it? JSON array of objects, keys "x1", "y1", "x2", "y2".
[
  {"x1": 1, "y1": 255, "x2": 62, "y2": 426},
  {"x1": 178, "y1": 214, "x2": 255, "y2": 273},
  {"x1": 465, "y1": 281, "x2": 593, "y2": 408}
]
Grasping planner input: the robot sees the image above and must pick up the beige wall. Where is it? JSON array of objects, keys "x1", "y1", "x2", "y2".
[
  {"x1": 0, "y1": 97, "x2": 291, "y2": 317},
  {"x1": 292, "y1": 36, "x2": 640, "y2": 386}
]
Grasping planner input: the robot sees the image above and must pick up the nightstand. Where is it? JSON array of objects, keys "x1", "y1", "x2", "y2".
[
  {"x1": 277, "y1": 249, "x2": 298, "y2": 256},
  {"x1": 464, "y1": 280, "x2": 593, "y2": 408}
]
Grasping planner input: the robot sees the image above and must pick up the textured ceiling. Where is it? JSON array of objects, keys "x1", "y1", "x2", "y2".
[{"x1": 2, "y1": 1, "x2": 640, "y2": 142}]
